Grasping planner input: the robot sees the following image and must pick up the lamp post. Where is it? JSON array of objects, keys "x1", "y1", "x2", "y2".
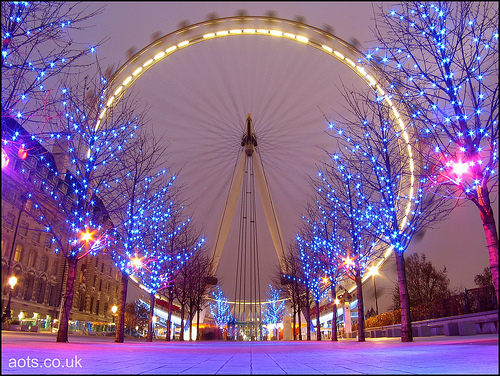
[
  {"x1": 368, "y1": 265, "x2": 379, "y2": 315},
  {"x1": 2, "y1": 276, "x2": 18, "y2": 322},
  {"x1": 111, "y1": 305, "x2": 118, "y2": 324}
]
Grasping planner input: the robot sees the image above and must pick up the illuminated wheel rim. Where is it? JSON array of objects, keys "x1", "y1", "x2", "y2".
[{"x1": 99, "y1": 16, "x2": 416, "y2": 279}]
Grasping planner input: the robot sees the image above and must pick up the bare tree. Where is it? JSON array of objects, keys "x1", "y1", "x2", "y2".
[
  {"x1": 371, "y1": 1, "x2": 499, "y2": 304},
  {"x1": 2, "y1": 67, "x2": 148, "y2": 342},
  {"x1": 391, "y1": 253, "x2": 451, "y2": 309},
  {"x1": 314, "y1": 161, "x2": 383, "y2": 342},
  {"x1": 274, "y1": 246, "x2": 303, "y2": 341},
  {"x1": 172, "y1": 222, "x2": 207, "y2": 341},
  {"x1": 1, "y1": 2, "x2": 104, "y2": 130},
  {"x1": 320, "y1": 83, "x2": 455, "y2": 342},
  {"x1": 186, "y1": 250, "x2": 213, "y2": 341},
  {"x1": 98, "y1": 128, "x2": 172, "y2": 343}
]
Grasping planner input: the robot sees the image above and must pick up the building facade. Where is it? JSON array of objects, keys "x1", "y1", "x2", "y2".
[{"x1": 1, "y1": 118, "x2": 122, "y2": 332}]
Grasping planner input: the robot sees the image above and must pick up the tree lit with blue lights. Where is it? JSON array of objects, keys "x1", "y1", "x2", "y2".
[{"x1": 368, "y1": 1, "x2": 498, "y2": 304}]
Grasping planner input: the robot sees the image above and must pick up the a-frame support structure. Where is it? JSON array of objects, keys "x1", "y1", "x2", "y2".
[{"x1": 210, "y1": 114, "x2": 286, "y2": 275}]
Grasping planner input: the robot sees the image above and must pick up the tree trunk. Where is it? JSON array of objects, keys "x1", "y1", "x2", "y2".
[
  {"x1": 315, "y1": 300, "x2": 321, "y2": 341},
  {"x1": 166, "y1": 290, "x2": 173, "y2": 341},
  {"x1": 395, "y1": 251, "x2": 413, "y2": 342},
  {"x1": 115, "y1": 271, "x2": 128, "y2": 343},
  {"x1": 355, "y1": 273, "x2": 365, "y2": 342},
  {"x1": 475, "y1": 185, "x2": 499, "y2": 306},
  {"x1": 180, "y1": 304, "x2": 185, "y2": 341},
  {"x1": 305, "y1": 304, "x2": 311, "y2": 341},
  {"x1": 188, "y1": 311, "x2": 193, "y2": 341},
  {"x1": 292, "y1": 307, "x2": 297, "y2": 341},
  {"x1": 146, "y1": 291, "x2": 155, "y2": 342},
  {"x1": 196, "y1": 307, "x2": 200, "y2": 341},
  {"x1": 56, "y1": 256, "x2": 78, "y2": 343},
  {"x1": 331, "y1": 284, "x2": 338, "y2": 342},
  {"x1": 297, "y1": 306, "x2": 302, "y2": 340}
]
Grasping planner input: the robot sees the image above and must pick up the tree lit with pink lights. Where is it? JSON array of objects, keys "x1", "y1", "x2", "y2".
[
  {"x1": 319, "y1": 84, "x2": 454, "y2": 342},
  {"x1": 370, "y1": 1, "x2": 498, "y2": 304}
]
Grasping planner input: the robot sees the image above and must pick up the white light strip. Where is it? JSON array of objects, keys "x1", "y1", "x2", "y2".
[
  {"x1": 106, "y1": 96, "x2": 115, "y2": 107},
  {"x1": 177, "y1": 40, "x2": 189, "y2": 47},
  {"x1": 122, "y1": 76, "x2": 132, "y2": 86},
  {"x1": 322, "y1": 45, "x2": 333, "y2": 53},
  {"x1": 345, "y1": 58, "x2": 356, "y2": 67},
  {"x1": 296, "y1": 35, "x2": 308, "y2": 43},
  {"x1": 356, "y1": 66, "x2": 367, "y2": 76},
  {"x1": 132, "y1": 67, "x2": 143, "y2": 76},
  {"x1": 334, "y1": 50, "x2": 345, "y2": 59},
  {"x1": 154, "y1": 51, "x2": 165, "y2": 60}
]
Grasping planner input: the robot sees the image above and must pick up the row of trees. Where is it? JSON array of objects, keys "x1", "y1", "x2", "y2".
[
  {"x1": 1, "y1": 2, "x2": 218, "y2": 343},
  {"x1": 277, "y1": 1, "x2": 498, "y2": 343}
]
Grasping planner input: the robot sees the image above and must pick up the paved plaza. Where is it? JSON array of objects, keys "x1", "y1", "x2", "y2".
[{"x1": 1, "y1": 331, "x2": 498, "y2": 375}]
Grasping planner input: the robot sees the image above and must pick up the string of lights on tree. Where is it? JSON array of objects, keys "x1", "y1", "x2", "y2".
[
  {"x1": 2, "y1": 2, "x2": 103, "y2": 133},
  {"x1": 209, "y1": 286, "x2": 233, "y2": 330},
  {"x1": 261, "y1": 284, "x2": 286, "y2": 329},
  {"x1": 364, "y1": 2, "x2": 498, "y2": 201}
]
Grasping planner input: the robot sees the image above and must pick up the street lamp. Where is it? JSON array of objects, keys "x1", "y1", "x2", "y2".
[
  {"x1": 368, "y1": 265, "x2": 379, "y2": 315},
  {"x1": 2, "y1": 276, "x2": 18, "y2": 322},
  {"x1": 111, "y1": 305, "x2": 118, "y2": 324}
]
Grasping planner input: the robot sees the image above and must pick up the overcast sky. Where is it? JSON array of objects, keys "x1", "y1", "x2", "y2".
[{"x1": 74, "y1": 2, "x2": 497, "y2": 311}]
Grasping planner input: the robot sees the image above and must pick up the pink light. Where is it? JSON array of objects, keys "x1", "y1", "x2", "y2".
[
  {"x1": 2, "y1": 148, "x2": 9, "y2": 169},
  {"x1": 451, "y1": 161, "x2": 469, "y2": 176}
]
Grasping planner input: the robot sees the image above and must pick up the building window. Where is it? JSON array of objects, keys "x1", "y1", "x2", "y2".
[
  {"x1": 40, "y1": 255, "x2": 48, "y2": 273},
  {"x1": 31, "y1": 230, "x2": 42, "y2": 243},
  {"x1": 52, "y1": 261, "x2": 59, "y2": 276},
  {"x1": 28, "y1": 250, "x2": 37, "y2": 267},
  {"x1": 100, "y1": 263, "x2": 104, "y2": 273},
  {"x1": 4, "y1": 212, "x2": 15, "y2": 230},
  {"x1": 36, "y1": 277, "x2": 47, "y2": 304},
  {"x1": 79, "y1": 293, "x2": 86, "y2": 311},
  {"x1": 23, "y1": 273, "x2": 35, "y2": 300},
  {"x1": 98, "y1": 279, "x2": 102, "y2": 292},
  {"x1": 18, "y1": 220, "x2": 29, "y2": 237},
  {"x1": 95, "y1": 300, "x2": 100, "y2": 315},
  {"x1": 13, "y1": 244, "x2": 23, "y2": 262}
]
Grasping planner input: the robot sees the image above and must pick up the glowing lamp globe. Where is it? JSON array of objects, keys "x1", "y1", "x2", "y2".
[
  {"x1": 8, "y1": 276, "x2": 18, "y2": 288},
  {"x1": 451, "y1": 161, "x2": 469, "y2": 176}
]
